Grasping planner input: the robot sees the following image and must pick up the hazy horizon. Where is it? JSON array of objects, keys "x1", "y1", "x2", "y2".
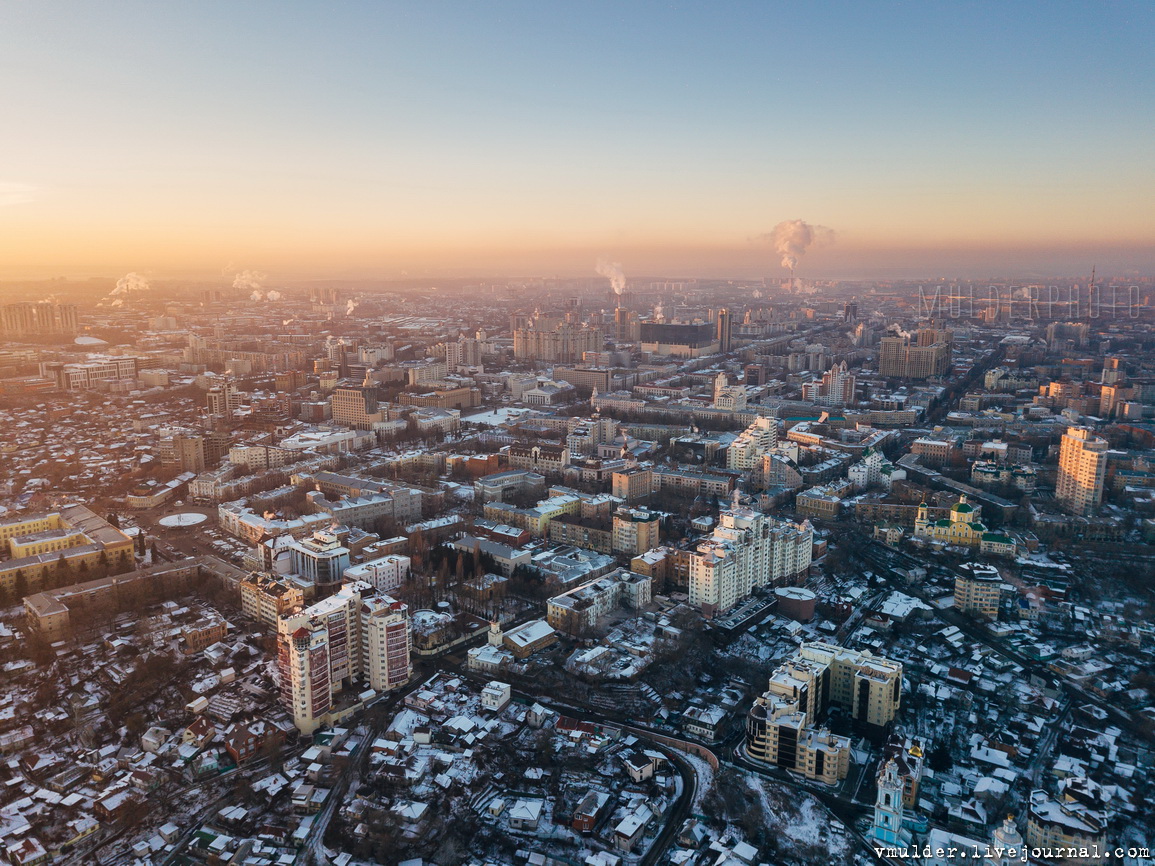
[{"x1": 1, "y1": 243, "x2": 1151, "y2": 289}]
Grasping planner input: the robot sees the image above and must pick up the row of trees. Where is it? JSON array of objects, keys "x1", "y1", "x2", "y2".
[{"x1": 1, "y1": 547, "x2": 135, "y2": 606}]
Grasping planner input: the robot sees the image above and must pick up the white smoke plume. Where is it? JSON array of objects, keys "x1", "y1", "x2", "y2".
[
  {"x1": 250, "y1": 290, "x2": 264, "y2": 302},
  {"x1": 755, "y1": 220, "x2": 834, "y2": 271},
  {"x1": 266, "y1": 289, "x2": 282, "y2": 301},
  {"x1": 99, "y1": 272, "x2": 150, "y2": 307},
  {"x1": 346, "y1": 299, "x2": 359, "y2": 316},
  {"x1": 233, "y1": 269, "x2": 267, "y2": 292},
  {"x1": 596, "y1": 259, "x2": 626, "y2": 295},
  {"x1": 111, "y1": 272, "x2": 151, "y2": 296}
]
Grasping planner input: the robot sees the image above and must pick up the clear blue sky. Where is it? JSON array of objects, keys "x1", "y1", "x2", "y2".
[{"x1": 1, "y1": 1, "x2": 1152, "y2": 278}]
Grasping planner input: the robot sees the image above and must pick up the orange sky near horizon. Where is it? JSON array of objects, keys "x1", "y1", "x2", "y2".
[{"x1": 1, "y1": 3, "x2": 1152, "y2": 282}]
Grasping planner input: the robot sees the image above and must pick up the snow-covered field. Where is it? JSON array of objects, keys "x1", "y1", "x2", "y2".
[{"x1": 744, "y1": 775, "x2": 854, "y2": 863}]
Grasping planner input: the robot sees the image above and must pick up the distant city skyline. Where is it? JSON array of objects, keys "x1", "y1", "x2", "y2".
[{"x1": 1, "y1": 1, "x2": 1152, "y2": 280}]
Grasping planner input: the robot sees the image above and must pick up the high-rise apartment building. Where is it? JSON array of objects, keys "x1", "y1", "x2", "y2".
[
  {"x1": 953, "y1": 562, "x2": 1004, "y2": 620},
  {"x1": 726, "y1": 416, "x2": 778, "y2": 471},
  {"x1": 611, "y1": 467, "x2": 653, "y2": 503},
  {"x1": 878, "y1": 329, "x2": 952, "y2": 379},
  {"x1": 614, "y1": 308, "x2": 639, "y2": 343},
  {"x1": 796, "y1": 641, "x2": 903, "y2": 730},
  {"x1": 444, "y1": 338, "x2": 482, "y2": 369},
  {"x1": 1056, "y1": 426, "x2": 1108, "y2": 515},
  {"x1": 159, "y1": 429, "x2": 232, "y2": 472},
  {"x1": 745, "y1": 642, "x2": 902, "y2": 779},
  {"x1": 1, "y1": 302, "x2": 79, "y2": 336},
  {"x1": 1045, "y1": 321, "x2": 1089, "y2": 351},
  {"x1": 688, "y1": 507, "x2": 812, "y2": 617},
  {"x1": 513, "y1": 319, "x2": 604, "y2": 363},
  {"x1": 240, "y1": 573, "x2": 306, "y2": 630},
  {"x1": 1098, "y1": 382, "x2": 1126, "y2": 418},
  {"x1": 745, "y1": 688, "x2": 850, "y2": 785},
  {"x1": 206, "y1": 381, "x2": 244, "y2": 417},
  {"x1": 801, "y1": 361, "x2": 857, "y2": 406},
  {"x1": 1101, "y1": 356, "x2": 1124, "y2": 385},
  {"x1": 278, "y1": 581, "x2": 411, "y2": 733}
]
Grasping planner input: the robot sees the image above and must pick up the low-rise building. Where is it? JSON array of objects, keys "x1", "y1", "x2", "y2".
[
  {"x1": 652, "y1": 466, "x2": 737, "y2": 498},
  {"x1": 548, "y1": 515, "x2": 613, "y2": 554},
  {"x1": 1026, "y1": 789, "x2": 1107, "y2": 860},
  {"x1": 682, "y1": 705, "x2": 727, "y2": 742},
  {"x1": 474, "y1": 469, "x2": 546, "y2": 503},
  {"x1": 499, "y1": 619, "x2": 559, "y2": 659},
  {"x1": 507, "y1": 443, "x2": 570, "y2": 476},
  {"x1": 181, "y1": 615, "x2": 228, "y2": 653},
  {"x1": 546, "y1": 568, "x2": 652, "y2": 634},
  {"x1": 0, "y1": 505, "x2": 135, "y2": 599},
  {"x1": 343, "y1": 553, "x2": 411, "y2": 594},
  {"x1": 480, "y1": 681, "x2": 511, "y2": 712}
]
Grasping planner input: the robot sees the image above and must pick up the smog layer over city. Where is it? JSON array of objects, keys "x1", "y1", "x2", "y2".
[{"x1": 1, "y1": 4, "x2": 1153, "y2": 866}]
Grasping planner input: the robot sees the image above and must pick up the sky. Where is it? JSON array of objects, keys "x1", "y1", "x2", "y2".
[{"x1": 1, "y1": 1, "x2": 1153, "y2": 281}]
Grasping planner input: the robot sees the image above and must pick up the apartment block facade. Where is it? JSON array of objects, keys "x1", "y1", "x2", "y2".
[
  {"x1": 278, "y1": 581, "x2": 411, "y2": 734},
  {"x1": 687, "y1": 507, "x2": 812, "y2": 617},
  {"x1": 1056, "y1": 426, "x2": 1108, "y2": 515}
]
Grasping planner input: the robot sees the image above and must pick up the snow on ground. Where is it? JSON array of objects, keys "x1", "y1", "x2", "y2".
[
  {"x1": 1015, "y1": 553, "x2": 1070, "y2": 570},
  {"x1": 462, "y1": 407, "x2": 546, "y2": 427},
  {"x1": 678, "y1": 751, "x2": 716, "y2": 812},
  {"x1": 386, "y1": 707, "x2": 428, "y2": 738},
  {"x1": 782, "y1": 797, "x2": 826, "y2": 846},
  {"x1": 744, "y1": 775, "x2": 853, "y2": 861}
]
